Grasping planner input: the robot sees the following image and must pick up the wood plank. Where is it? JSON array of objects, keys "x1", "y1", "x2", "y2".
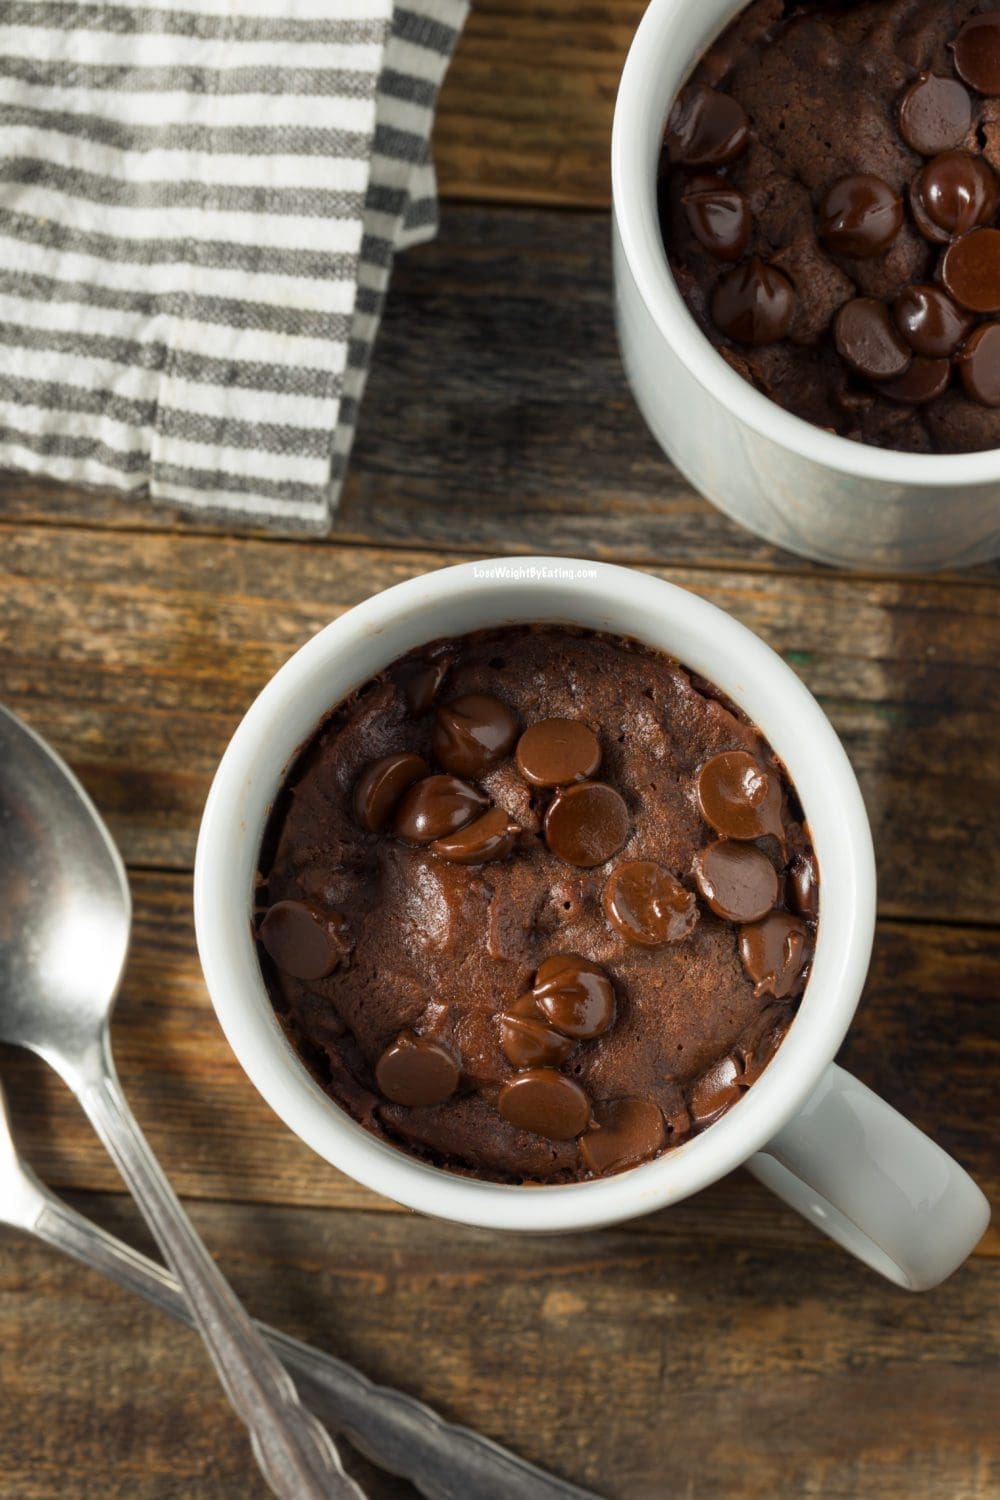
[
  {"x1": 433, "y1": 0, "x2": 638, "y2": 208},
  {"x1": 2, "y1": 1194, "x2": 998, "y2": 1499},
  {"x1": 3, "y1": 207, "x2": 995, "y2": 580},
  {"x1": 1, "y1": 526, "x2": 997, "y2": 921},
  {"x1": 1, "y1": 871, "x2": 994, "y2": 1256}
]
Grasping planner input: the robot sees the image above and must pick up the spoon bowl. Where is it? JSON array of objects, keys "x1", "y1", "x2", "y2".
[{"x1": 0, "y1": 706, "x2": 131, "y2": 1073}]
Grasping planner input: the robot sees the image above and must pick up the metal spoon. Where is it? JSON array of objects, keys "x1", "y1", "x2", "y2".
[
  {"x1": 0, "y1": 703, "x2": 364, "y2": 1499},
  {"x1": 0, "y1": 1079, "x2": 600, "y2": 1500}
]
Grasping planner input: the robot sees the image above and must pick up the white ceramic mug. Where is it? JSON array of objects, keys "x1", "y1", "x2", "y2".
[
  {"x1": 194, "y1": 558, "x2": 990, "y2": 1288},
  {"x1": 611, "y1": 0, "x2": 1000, "y2": 572}
]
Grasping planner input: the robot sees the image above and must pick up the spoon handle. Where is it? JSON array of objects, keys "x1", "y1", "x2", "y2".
[
  {"x1": 28, "y1": 1186, "x2": 599, "y2": 1500},
  {"x1": 78, "y1": 1044, "x2": 366, "y2": 1500}
]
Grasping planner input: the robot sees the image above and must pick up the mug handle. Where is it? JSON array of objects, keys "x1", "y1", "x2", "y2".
[{"x1": 747, "y1": 1064, "x2": 990, "y2": 1290}]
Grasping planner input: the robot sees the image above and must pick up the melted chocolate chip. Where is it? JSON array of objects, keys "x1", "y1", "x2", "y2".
[
  {"x1": 579, "y1": 1098, "x2": 666, "y2": 1176},
  {"x1": 910, "y1": 151, "x2": 999, "y2": 243},
  {"x1": 515, "y1": 719, "x2": 601, "y2": 787},
  {"x1": 818, "y1": 174, "x2": 903, "y2": 258},
  {"x1": 711, "y1": 258, "x2": 795, "y2": 345},
  {"x1": 392, "y1": 774, "x2": 489, "y2": 843},
  {"x1": 506, "y1": 989, "x2": 544, "y2": 1020},
  {"x1": 432, "y1": 693, "x2": 519, "y2": 776},
  {"x1": 497, "y1": 1069, "x2": 592, "y2": 1141},
  {"x1": 876, "y1": 356, "x2": 951, "y2": 404},
  {"x1": 898, "y1": 74, "x2": 972, "y2": 156},
  {"x1": 681, "y1": 175, "x2": 752, "y2": 261},
  {"x1": 692, "y1": 840, "x2": 779, "y2": 923},
  {"x1": 258, "y1": 900, "x2": 346, "y2": 980},
  {"x1": 739, "y1": 1016, "x2": 789, "y2": 1086},
  {"x1": 833, "y1": 298, "x2": 912, "y2": 380},
  {"x1": 353, "y1": 752, "x2": 429, "y2": 833},
  {"x1": 957, "y1": 321, "x2": 1000, "y2": 405},
  {"x1": 395, "y1": 655, "x2": 450, "y2": 713},
  {"x1": 430, "y1": 806, "x2": 519, "y2": 864},
  {"x1": 689, "y1": 1055, "x2": 744, "y2": 1129},
  {"x1": 942, "y1": 229, "x2": 1000, "y2": 311},
  {"x1": 787, "y1": 851, "x2": 820, "y2": 921},
  {"x1": 603, "y1": 861, "x2": 699, "y2": 947},
  {"x1": 892, "y1": 283, "x2": 974, "y2": 357},
  {"x1": 500, "y1": 1008, "x2": 576, "y2": 1070},
  {"x1": 739, "y1": 912, "x2": 810, "y2": 999},
  {"x1": 952, "y1": 12, "x2": 1000, "y2": 96},
  {"x1": 543, "y1": 781, "x2": 629, "y2": 867},
  {"x1": 533, "y1": 954, "x2": 616, "y2": 1039},
  {"x1": 696, "y1": 751, "x2": 784, "y2": 843},
  {"x1": 664, "y1": 83, "x2": 750, "y2": 167},
  {"x1": 375, "y1": 1032, "x2": 461, "y2": 1107}
]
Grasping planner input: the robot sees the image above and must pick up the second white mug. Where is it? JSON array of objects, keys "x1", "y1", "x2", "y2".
[{"x1": 611, "y1": 0, "x2": 1000, "y2": 572}]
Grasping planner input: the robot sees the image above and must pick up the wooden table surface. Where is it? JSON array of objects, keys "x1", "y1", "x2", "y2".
[{"x1": 2, "y1": 2, "x2": 999, "y2": 1496}]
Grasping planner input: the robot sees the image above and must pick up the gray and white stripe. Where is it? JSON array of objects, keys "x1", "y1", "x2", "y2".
[{"x1": 0, "y1": 0, "x2": 466, "y2": 527}]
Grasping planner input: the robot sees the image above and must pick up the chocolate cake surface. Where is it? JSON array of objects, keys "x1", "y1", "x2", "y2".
[
  {"x1": 660, "y1": 0, "x2": 1000, "y2": 452},
  {"x1": 257, "y1": 627, "x2": 819, "y2": 1183}
]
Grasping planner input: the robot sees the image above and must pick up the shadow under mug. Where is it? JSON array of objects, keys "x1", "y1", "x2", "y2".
[
  {"x1": 195, "y1": 559, "x2": 990, "y2": 1288},
  {"x1": 612, "y1": 0, "x2": 1000, "y2": 572}
]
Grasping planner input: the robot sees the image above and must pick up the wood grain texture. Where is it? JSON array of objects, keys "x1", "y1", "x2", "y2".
[
  {"x1": 2, "y1": 525, "x2": 997, "y2": 921},
  {"x1": 2, "y1": 207, "x2": 996, "y2": 579},
  {"x1": 1, "y1": 871, "x2": 995, "y2": 1255},
  {"x1": 433, "y1": 0, "x2": 638, "y2": 207},
  {"x1": 2, "y1": 1195, "x2": 998, "y2": 1499}
]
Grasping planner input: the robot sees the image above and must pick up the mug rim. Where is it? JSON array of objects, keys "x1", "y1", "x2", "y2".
[
  {"x1": 194, "y1": 558, "x2": 877, "y2": 1233},
  {"x1": 611, "y1": 0, "x2": 1000, "y2": 490}
]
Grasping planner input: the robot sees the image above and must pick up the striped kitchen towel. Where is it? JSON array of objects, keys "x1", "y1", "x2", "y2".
[{"x1": 0, "y1": 0, "x2": 467, "y2": 529}]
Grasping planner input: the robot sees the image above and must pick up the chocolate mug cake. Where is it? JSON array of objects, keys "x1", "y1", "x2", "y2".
[
  {"x1": 659, "y1": 0, "x2": 1000, "y2": 452},
  {"x1": 255, "y1": 627, "x2": 819, "y2": 1184}
]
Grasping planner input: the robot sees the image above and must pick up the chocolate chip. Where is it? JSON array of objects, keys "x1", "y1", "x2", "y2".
[
  {"x1": 392, "y1": 774, "x2": 489, "y2": 843},
  {"x1": 375, "y1": 1032, "x2": 460, "y2": 1107},
  {"x1": 543, "y1": 781, "x2": 629, "y2": 867},
  {"x1": 430, "y1": 806, "x2": 519, "y2": 864},
  {"x1": 500, "y1": 1008, "x2": 576, "y2": 1070},
  {"x1": 692, "y1": 839, "x2": 779, "y2": 923},
  {"x1": 603, "y1": 861, "x2": 699, "y2": 947},
  {"x1": 681, "y1": 175, "x2": 752, "y2": 261},
  {"x1": 876, "y1": 355, "x2": 952, "y2": 404},
  {"x1": 395, "y1": 654, "x2": 451, "y2": 713},
  {"x1": 739, "y1": 1017, "x2": 789, "y2": 1086},
  {"x1": 833, "y1": 298, "x2": 912, "y2": 379},
  {"x1": 497, "y1": 1069, "x2": 592, "y2": 1140},
  {"x1": 515, "y1": 718, "x2": 601, "y2": 787},
  {"x1": 506, "y1": 989, "x2": 544, "y2": 1020},
  {"x1": 909, "y1": 151, "x2": 999, "y2": 243},
  {"x1": 533, "y1": 954, "x2": 616, "y2": 1039},
  {"x1": 710, "y1": 258, "x2": 795, "y2": 345},
  {"x1": 688, "y1": 1055, "x2": 743, "y2": 1129},
  {"x1": 258, "y1": 899, "x2": 346, "y2": 980},
  {"x1": 957, "y1": 321, "x2": 1000, "y2": 405},
  {"x1": 942, "y1": 229, "x2": 1000, "y2": 311},
  {"x1": 432, "y1": 693, "x2": 519, "y2": 776},
  {"x1": 787, "y1": 851, "x2": 819, "y2": 920},
  {"x1": 739, "y1": 912, "x2": 810, "y2": 999},
  {"x1": 818, "y1": 174, "x2": 903, "y2": 258},
  {"x1": 898, "y1": 74, "x2": 972, "y2": 155},
  {"x1": 952, "y1": 12, "x2": 1000, "y2": 96},
  {"x1": 892, "y1": 283, "x2": 974, "y2": 356},
  {"x1": 353, "y1": 752, "x2": 429, "y2": 833},
  {"x1": 664, "y1": 84, "x2": 749, "y2": 167},
  {"x1": 579, "y1": 1098, "x2": 666, "y2": 1175},
  {"x1": 696, "y1": 750, "x2": 784, "y2": 843}
]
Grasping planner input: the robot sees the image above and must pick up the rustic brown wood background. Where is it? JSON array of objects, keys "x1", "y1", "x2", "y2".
[{"x1": 1, "y1": 2, "x2": 998, "y2": 1495}]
